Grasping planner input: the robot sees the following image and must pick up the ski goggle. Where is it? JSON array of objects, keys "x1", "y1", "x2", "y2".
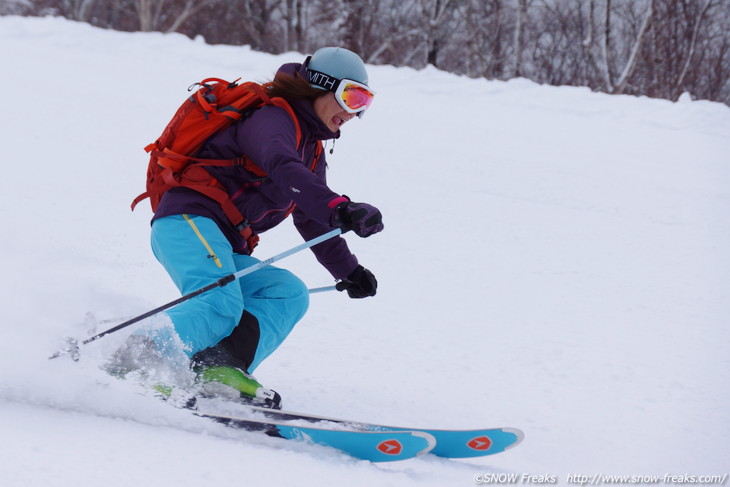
[
  {"x1": 307, "y1": 66, "x2": 375, "y2": 117},
  {"x1": 333, "y1": 79, "x2": 375, "y2": 116}
]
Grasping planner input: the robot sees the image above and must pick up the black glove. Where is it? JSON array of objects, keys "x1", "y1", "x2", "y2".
[
  {"x1": 336, "y1": 265, "x2": 378, "y2": 298},
  {"x1": 331, "y1": 200, "x2": 384, "y2": 238}
]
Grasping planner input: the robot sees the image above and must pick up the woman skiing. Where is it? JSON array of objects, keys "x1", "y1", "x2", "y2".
[{"x1": 113, "y1": 47, "x2": 383, "y2": 408}]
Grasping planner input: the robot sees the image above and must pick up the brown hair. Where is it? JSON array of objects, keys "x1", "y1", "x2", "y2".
[{"x1": 264, "y1": 71, "x2": 329, "y2": 100}]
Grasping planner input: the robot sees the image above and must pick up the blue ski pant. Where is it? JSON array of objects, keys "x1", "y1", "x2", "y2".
[{"x1": 148, "y1": 214, "x2": 309, "y2": 372}]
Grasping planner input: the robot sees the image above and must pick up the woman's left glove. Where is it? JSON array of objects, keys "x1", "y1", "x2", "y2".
[{"x1": 336, "y1": 265, "x2": 378, "y2": 298}]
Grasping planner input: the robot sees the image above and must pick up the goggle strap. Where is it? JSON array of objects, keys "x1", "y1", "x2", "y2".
[{"x1": 306, "y1": 68, "x2": 341, "y2": 92}]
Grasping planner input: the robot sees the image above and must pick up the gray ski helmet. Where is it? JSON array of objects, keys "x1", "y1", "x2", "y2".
[{"x1": 306, "y1": 47, "x2": 369, "y2": 90}]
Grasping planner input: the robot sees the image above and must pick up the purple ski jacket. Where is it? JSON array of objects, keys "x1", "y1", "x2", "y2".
[{"x1": 153, "y1": 62, "x2": 358, "y2": 280}]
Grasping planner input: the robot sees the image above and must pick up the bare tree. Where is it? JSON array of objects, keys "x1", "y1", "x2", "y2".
[
  {"x1": 513, "y1": 0, "x2": 527, "y2": 77},
  {"x1": 341, "y1": 0, "x2": 415, "y2": 65},
  {"x1": 462, "y1": 0, "x2": 511, "y2": 79},
  {"x1": 673, "y1": 0, "x2": 713, "y2": 99},
  {"x1": 599, "y1": 0, "x2": 613, "y2": 91},
  {"x1": 11, "y1": 0, "x2": 730, "y2": 106},
  {"x1": 0, "y1": 0, "x2": 34, "y2": 15},
  {"x1": 134, "y1": 0, "x2": 214, "y2": 33},
  {"x1": 62, "y1": 0, "x2": 95, "y2": 21},
  {"x1": 580, "y1": 0, "x2": 652, "y2": 94},
  {"x1": 613, "y1": 1, "x2": 653, "y2": 94},
  {"x1": 210, "y1": 0, "x2": 280, "y2": 52},
  {"x1": 409, "y1": 0, "x2": 460, "y2": 69},
  {"x1": 633, "y1": 0, "x2": 729, "y2": 101}
]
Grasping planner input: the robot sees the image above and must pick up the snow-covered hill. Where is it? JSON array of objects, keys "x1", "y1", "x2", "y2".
[{"x1": 0, "y1": 16, "x2": 728, "y2": 486}]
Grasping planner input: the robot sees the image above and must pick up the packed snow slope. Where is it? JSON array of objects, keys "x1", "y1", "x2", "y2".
[{"x1": 1, "y1": 16, "x2": 729, "y2": 486}]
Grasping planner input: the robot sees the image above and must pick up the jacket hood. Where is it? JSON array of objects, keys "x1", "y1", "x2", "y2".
[{"x1": 275, "y1": 62, "x2": 340, "y2": 141}]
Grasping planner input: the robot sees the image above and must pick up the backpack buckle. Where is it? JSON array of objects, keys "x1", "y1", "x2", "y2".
[
  {"x1": 234, "y1": 219, "x2": 251, "y2": 233},
  {"x1": 234, "y1": 219, "x2": 259, "y2": 252}
]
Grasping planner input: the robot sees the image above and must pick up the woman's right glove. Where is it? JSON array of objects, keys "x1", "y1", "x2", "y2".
[
  {"x1": 336, "y1": 265, "x2": 378, "y2": 298},
  {"x1": 331, "y1": 199, "x2": 384, "y2": 238}
]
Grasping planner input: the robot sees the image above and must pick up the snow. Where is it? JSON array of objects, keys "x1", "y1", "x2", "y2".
[{"x1": 1, "y1": 15, "x2": 729, "y2": 485}]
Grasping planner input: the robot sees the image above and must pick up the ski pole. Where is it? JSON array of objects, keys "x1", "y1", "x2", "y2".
[
  {"x1": 308, "y1": 285, "x2": 338, "y2": 294},
  {"x1": 49, "y1": 228, "x2": 342, "y2": 360}
]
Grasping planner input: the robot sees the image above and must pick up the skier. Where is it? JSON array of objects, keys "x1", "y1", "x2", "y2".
[{"x1": 110, "y1": 47, "x2": 383, "y2": 408}]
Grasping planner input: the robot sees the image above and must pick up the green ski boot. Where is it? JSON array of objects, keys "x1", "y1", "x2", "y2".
[{"x1": 196, "y1": 366, "x2": 282, "y2": 409}]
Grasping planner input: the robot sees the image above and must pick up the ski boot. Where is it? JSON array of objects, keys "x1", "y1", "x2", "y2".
[{"x1": 195, "y1": 365, "x2": 283, "y2": 410}]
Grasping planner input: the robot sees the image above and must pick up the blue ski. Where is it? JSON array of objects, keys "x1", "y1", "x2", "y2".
[
  {"x1": 226, "y1": 406, "x2": 524, "y2": 458},
  {"x1": 196, "y1": 411, "x2": 436, "y2": 462}
]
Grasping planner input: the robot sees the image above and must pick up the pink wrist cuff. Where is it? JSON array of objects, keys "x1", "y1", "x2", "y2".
[{"x1": 328, "y1": 196, "x2": 350, "y2": 208}]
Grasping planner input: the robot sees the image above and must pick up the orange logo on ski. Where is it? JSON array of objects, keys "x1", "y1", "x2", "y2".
[
  {"x1": 467, "y1": 436, "x2": 492, "y2": 451},
  {"x1": 377, "y1": 439, "x2": 403, "y2": 455}
]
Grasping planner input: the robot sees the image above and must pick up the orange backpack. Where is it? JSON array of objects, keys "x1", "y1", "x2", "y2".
[{"x1": 132, "y1": 77, "x2": 320, "y2": 252}]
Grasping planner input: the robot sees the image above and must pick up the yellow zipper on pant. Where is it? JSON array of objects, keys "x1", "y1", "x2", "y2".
[{"x1": 183, "y1": 214, "x2": 223, "y2": 268}]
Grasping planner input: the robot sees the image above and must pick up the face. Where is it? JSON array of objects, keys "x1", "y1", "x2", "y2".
[{"x1": 313, "y1": 92, "x2": 356, "y2": 132}]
